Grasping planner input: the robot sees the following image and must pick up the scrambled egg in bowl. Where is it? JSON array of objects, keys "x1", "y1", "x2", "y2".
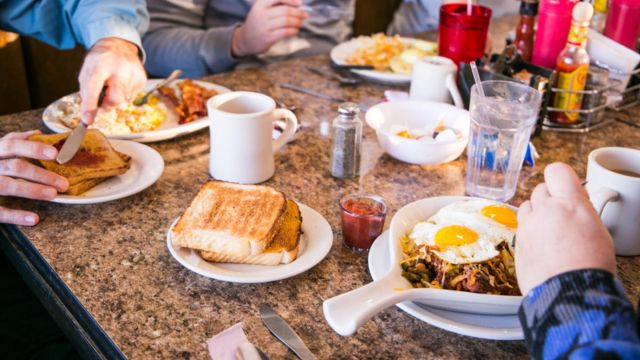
[
  {"x1": 53, "y1": 94, "x2": 167, "y2": 135},
  {"x1": 400, "y1": 199, "x2": 520, "y2": 295}
]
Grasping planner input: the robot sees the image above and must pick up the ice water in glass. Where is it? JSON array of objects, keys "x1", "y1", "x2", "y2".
[{"x1": 466, "y1": 81, "x2": 542, "y2": 201}]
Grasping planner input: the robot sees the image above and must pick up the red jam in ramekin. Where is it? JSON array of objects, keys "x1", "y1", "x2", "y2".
[{"x1": 339, "y1": 194, "x2": 387, "y2": 252}]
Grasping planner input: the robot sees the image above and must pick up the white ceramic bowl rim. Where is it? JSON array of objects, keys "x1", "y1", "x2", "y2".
[{"x1": 366, "y1": 101, "x2": 470, "y2": 145}]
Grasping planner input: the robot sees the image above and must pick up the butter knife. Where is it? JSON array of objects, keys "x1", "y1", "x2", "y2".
[
  {"x1": 57, "y1": 87, "x2": 106, "y2": 164},
  {"x1": 260, "y1": 304, "x2": 316, "y2": 360},
  {"x1": 280, "y1": 83, "x2": 347, "y2": 104}
]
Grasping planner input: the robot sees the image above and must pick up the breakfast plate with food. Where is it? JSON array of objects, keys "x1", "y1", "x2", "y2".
[
  {"x1": 42, "y1": 79, "x2": 231, "y2": 143},
  {"x1": 330, "y1": 34, "x2": 438, "y2": 84},
  {"x1": 368, "y1": 231, "x2": 523, "y2": 340},
  {"x1": 27, "y1": 129, "x2": 164, "y2": 205},
  {"x1": 167, "y1": 181, "x2": 333, "y2": 283},
  {"x1": 323, "y1": 196, "x2": 523, "y2": 337}
]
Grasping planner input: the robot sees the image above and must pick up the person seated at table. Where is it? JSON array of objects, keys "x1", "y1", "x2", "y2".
[
  {"x1": 1, "y1": 0, "x2": 149, "y2": 126},
  {"x1": 516, "y1": 162, "x2": 640, "y2": 359},
  {"x1": 387, "y1": 0, "x2": 519, "y2": 35},
  {"x1": 142, "y1": 0, "x2": 355, "y2": 78},
  {"x1": 0, "y1": 0, "x2": 150, "y2": 225}
]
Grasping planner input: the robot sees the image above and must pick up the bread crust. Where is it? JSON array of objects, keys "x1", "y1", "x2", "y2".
[
  {"x1": 28, "y1": 130, "x2": 130, "y2": 185},
  {"x1": 198, "y1": 199, "x2": 303, "y2": 265},
  {"x1": 172, "y1": 181, "x2": 287, "y2": 256}
]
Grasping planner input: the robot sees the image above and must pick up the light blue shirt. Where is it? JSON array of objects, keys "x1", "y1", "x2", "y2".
[{"x1": 0, "y1": 0, "x2": 149, "y2": 51}]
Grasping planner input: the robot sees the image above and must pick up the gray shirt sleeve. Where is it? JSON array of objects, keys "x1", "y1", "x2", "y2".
[{"x1": 142, "y1": 0, "x2": 239, "y2": 78}]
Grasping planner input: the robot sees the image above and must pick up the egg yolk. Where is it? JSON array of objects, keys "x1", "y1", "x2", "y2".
[
  {"x1": 434, "y1": 225, "x2": 478, "y2": 247},
  {"x1": 482, "y1": 205, "x2": 518, "y2": 228}
]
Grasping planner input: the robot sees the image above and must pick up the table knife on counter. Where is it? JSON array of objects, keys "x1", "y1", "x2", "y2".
[{"x1": 260, "y1": 304, "x2": 316, "y2": 360}]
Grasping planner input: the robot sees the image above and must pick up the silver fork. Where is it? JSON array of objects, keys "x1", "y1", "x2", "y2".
[{"x1": 133, "y1": 69, "x2": 182, "y2": 106}]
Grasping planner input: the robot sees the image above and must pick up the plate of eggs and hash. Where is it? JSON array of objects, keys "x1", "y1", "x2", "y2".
[
  {"x1": 43, "y1": 79, "x2": 231, "y2": 143},
  {"x1": 323, "y1": 196, "x2": 522, "y2": 337}
]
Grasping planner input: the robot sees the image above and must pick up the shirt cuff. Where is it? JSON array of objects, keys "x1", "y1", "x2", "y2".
[
  {"x1": 198, "y1": 24, "x2": 241, "y2": 73},
  {"x1": 82, "y1": 18, "x2": 146, "y2": 62}
]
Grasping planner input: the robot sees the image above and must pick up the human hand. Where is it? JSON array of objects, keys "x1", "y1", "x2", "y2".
[
  {"x1": 78, "y1": 37, "x2": 146, "y2": 125},
  {"x1": 515, "y1": 162, "x2": 616, "y2": 295},
  {"x1": 231, "y1": 0, "x2": 309, "y2": 57},
  {"x1": 0, "y1": 131, "x2": 69, "y2": 226}
]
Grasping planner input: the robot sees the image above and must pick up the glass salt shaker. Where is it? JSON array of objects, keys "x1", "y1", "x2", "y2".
[{"x1": 330, "y1": 103, "x2": 362, "y2": 179}]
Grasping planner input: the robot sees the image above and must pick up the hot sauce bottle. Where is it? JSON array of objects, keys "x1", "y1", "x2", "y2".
[
  {"x1": 550, "y1": 2, "x2": 594, "y2": 125},
  {"x1": 514, "y1": 0, "x2": 538, "y2": 62}
]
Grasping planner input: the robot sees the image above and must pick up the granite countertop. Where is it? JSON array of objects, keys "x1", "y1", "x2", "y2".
[{"x1": 3, "y1": 19, "x2": 640, "y2": 360}]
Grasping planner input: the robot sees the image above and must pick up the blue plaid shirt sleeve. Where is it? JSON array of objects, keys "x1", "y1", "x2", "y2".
[{"x1": 519, "y1": 269, "x2": 640, "y2": 360}]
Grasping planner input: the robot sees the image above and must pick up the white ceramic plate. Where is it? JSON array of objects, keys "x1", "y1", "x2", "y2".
[
  {"x1": 42, "y1": 79, "x2": 231, "y2": 143},
  {"x1": 369, "y1": 231, "x2": 524, "y2": 341},
  {"x1": 323, "y1": 196, "x2": 522, "y2": 336},
  {"x1": 166, "y1": 202, "x2": 333, "y2": 283},
  {"x1": 330, "y1": 37, "x2": 418, "y2": 85},
  {"x1": 52, "y1": 140, "x2": 164, "y2": 205}
]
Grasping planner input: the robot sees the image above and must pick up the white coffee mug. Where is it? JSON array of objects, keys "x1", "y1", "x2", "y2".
[
  {"x1": 409, "y1": 56, "x2": 464, "y2": 108},
  {"x1": 207, "y1": 91, "x2": 298, "y2": 184},
  {"x1": 586, "y1": 147, "x2": 640, "y2": 256}
]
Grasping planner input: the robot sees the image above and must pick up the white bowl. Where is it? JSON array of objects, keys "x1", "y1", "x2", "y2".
[
  {"x1": 365, "y1": 101, "x2": 470, "y2": 165},
  {"x1": 323, "y1": 196, "x2": 522, "y2": 336}
]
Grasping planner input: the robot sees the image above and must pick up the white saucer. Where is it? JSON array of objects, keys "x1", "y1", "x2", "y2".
[
  {"x1": 52, "y1": 140, "x2": 164, "y2": 204},
  {"x1": 43, "y1": 79, "x2": 231, "y2": 143},
  {"x1": 167, "y1": 202, "x2": 333, "y2": 283},
  {"x1": 368, "y1": 231, "x2": 524, "y2": 341}
]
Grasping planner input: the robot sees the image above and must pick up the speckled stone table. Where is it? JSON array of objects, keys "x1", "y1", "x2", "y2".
[{"x1": 2, "y1": 28, "x2": 640, "y2": 360}]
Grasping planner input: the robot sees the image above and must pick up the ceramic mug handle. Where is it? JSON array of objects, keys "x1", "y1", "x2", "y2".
[
  {"x1": 272, "y1": 109, "x2": 298, "y2": 152},
  {"x1": 445, "y1": 74, "x2": 464, "y2": 109},
  {"x1": 588, "y1": 186, "x2": 619, "y2": 216}
]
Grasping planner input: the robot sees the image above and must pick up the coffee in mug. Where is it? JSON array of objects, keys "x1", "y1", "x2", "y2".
[{"x1": 586, "y1": 147, "x2": 640, "y2": 256}]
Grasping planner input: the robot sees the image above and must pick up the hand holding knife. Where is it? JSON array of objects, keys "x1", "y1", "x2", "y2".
[{"x1": 56, "y1": 86, "x2": 107, "y2": 164}]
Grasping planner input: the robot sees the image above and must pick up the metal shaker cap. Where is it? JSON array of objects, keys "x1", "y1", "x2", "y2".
[{"x1": 338, "y1": 102, "x2": 359, "y2": 117}]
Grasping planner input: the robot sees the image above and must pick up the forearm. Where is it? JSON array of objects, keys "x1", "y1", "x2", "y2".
[
  {"x1": 72, "y1": 0, "x2": 149, "y2": 56},
  {"x1": 519, "y1": 269, "x2": 640, "y2": 360},
  {"x1": 0, "y1": 0, "x2": 148, "y2": 50},
  {"x1": 143, "y1": 25, "x2": 239, "y2": 78}
]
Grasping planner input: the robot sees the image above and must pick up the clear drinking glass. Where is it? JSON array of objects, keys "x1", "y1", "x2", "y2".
[{"x1": 466, "y1": 81, "x2": 542, "y2": 201}]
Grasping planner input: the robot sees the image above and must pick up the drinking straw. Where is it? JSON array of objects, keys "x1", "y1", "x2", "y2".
[
  {"x1": 467, "y1": 0, "x2": 473, "y2": 15},
  {"x1": 470, "y1": 62, "x2": 485, "y2": 97}
]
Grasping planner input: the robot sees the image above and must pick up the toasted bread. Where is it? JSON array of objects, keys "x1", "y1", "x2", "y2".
[
  {"x1": 171, "y1": 181, "x2": 287, "y2": 256},
  {"x1": 28, "y1": 129, "x2": 130, "y2": 185},
  {"x1": 63, "y1": 150, "x2": 132, "y2": 196},
  {"x1": 199, "y1": 200, "x2": 302, "y2": 265}
]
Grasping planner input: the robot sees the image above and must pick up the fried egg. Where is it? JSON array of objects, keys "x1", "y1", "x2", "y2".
[{"x1": 408, "y1": 200, "x2": 517, "y2": 264}]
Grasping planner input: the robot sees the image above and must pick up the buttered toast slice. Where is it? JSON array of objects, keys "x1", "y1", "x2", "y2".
[
  {"x1": 28, "y1": 129, "x2": 130, "y2": 185},
  {"x1": 200, "y1": 199, "x2": 302, "y2": 265},
  {"x1": 64, "y1": 151, "x2": 132, "y2": 195},
  {"x1": 171, "y1": 181, "x2": 287, "y2": 256}
]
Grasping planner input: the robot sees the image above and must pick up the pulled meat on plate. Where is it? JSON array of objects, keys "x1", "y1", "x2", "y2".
[
  {"x1": 158, "y1": 79, "x2": 218, "y2": 124},
  {"x1": 400, "y1": 241, "x2": 520, "y2": 296}
]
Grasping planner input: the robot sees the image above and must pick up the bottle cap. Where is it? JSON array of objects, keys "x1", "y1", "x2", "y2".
[
  {"x1": 520, "y1": 0, "x2": 539, "y2": 16},
  {"x1": 338, "y1": 102, "x2": 359, "y2": 117},
  {"x1": 572, "y1": 2, "x2": 594, "y2": 22}
]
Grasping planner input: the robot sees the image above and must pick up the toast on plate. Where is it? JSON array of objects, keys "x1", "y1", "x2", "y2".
[
  {"x1": 171, "y1": 181, "x2": 288, "y2": 257},
  {"x1": 27, "y1": 130, "x2": 131, "y2": 195},
  {"x1": 28, "y1": 129, "x2": 130, "y2": 186},
  {"x1": 63, "y1": 151, "x2": 132, "y2": 195},
  {"x1": 199, "y1": 199, "x2": 302, "y2": 265}
]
